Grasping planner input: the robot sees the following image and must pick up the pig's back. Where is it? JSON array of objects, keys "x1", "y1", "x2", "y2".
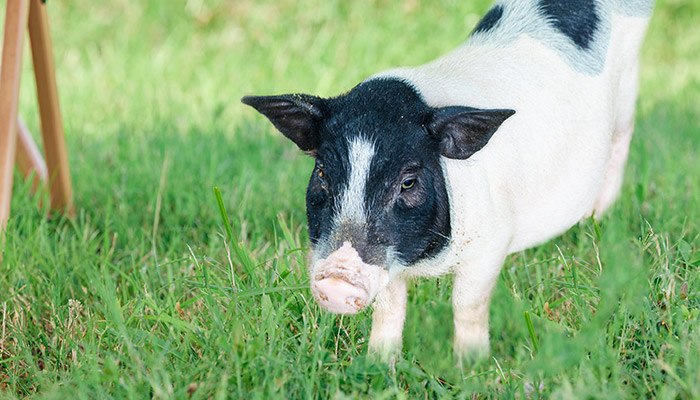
[{"x1": 370, "y1": 1, "x2": 652, "y2": 253}]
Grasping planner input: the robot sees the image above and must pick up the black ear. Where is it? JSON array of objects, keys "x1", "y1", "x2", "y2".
[
  {"x1": 428, "y1": 106, "x2": 515, "y2": 159},
  {"x1": 241, "y1": 94, "x2": 324, "y2": 152}
]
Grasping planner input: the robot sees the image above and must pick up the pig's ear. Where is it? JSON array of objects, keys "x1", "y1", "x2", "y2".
[
  {"x1": 428, "y1": 106, "x2": 515, "y2": 159},
  {"x1": 241, "y1": 94, "x2": 324, "y2": 152}
]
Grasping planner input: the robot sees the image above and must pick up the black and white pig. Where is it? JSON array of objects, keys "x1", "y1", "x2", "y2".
[{"x1": 242, "y1": 0, "x2": 653, "y2": 356}]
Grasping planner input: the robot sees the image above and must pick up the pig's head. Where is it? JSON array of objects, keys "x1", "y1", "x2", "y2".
[{"x1": 242, "y1": 78, "x2": 513, "y2": 314}]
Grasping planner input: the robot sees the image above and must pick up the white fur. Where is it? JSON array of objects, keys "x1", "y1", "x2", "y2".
[
  {"x1": 335, "y1": 137, "x2": 375, "y2": 225},
  {"x1": 368, "y1": 278, "x2": 407, "y2": 353},
  {"x1": 365, "y1": 7, "x2": 651, "y2": 356}
]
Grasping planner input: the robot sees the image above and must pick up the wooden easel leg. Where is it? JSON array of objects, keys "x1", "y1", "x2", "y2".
[
  {"x1": 16, "y1": 116, "x2": 48, "y2": 193},
  {"x1": 28, "y1": 0, "x2": 74, "y2": 217},
  {"x1": 0, "y1": 0, "x2": 32, "y2": 234}
]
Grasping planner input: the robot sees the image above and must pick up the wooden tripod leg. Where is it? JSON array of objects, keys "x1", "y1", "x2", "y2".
[
  {"x1": 0, "y1": 0, "x2": 31, "y2": 233},
  {"x1": 28, "y1": 0, "x2": 74, "y2": 217},
  {"x1": 16, "y1": 116, "x2": 48, "y2": 193}
]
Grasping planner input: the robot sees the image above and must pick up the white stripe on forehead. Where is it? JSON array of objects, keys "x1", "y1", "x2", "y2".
[{"x1": 335, "y1": 137, "x2": 375, "y2": 224}]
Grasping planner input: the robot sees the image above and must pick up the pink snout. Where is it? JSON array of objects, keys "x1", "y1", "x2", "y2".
[{"x1": 310, "y1": 241, "x2": 389, "y2": 314}]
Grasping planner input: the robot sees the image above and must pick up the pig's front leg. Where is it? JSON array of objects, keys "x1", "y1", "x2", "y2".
[
  {"x1": 452, "y1": 252, "x2": 506, "y2": 358},
  {"x1": 368, "y1": 277, "x2": 407, "y2": 355}
]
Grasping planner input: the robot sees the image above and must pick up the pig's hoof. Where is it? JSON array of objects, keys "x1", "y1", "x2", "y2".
[
  {"x1": 311, "y1": 277, "x2": 368, "y2": 314},
  {"x1": 454, "y1": 340, "x2": 490, "y2": 366}
]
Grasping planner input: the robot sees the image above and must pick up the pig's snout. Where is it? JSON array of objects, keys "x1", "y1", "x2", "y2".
[{"x1": 311, "y1": 241, "x2": 389, "y2": 314}]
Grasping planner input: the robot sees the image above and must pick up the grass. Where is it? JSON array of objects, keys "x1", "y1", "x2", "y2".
[{"x1": 1, "y1": 0, "x2": 698, "y2": 398}]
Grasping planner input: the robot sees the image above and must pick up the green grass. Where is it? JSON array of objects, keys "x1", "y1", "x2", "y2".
[{"x1": 1, "y1": 0, "x2": 698, "y2": 398}]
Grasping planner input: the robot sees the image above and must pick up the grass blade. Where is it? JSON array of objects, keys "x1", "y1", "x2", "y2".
[
  {"x1": 213, "y1": 187, "x2": 257, "y2": 281},
  {"x1": 524, "y1": 311, "x2": 540, "y2": 353}
]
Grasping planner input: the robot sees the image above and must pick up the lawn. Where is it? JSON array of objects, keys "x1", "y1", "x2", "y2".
[{"x1": 1, "y1": 0, "x2": 698, "y2": 398}]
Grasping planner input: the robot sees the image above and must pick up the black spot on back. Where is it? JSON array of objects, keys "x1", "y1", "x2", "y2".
[
  {"x1": 539, "y1": 0, "x2": 599, "y2": 49},
  {"x1": 472, "y1": 5, "x2": 504, "y2": 35}
]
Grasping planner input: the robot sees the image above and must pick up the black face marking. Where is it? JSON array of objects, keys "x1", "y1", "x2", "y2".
[
  {"x1": 243, "y1": 78, "x2": 514, "y2": 268},
  {"x1": 303, "y1": 79, "x2": 453, "y2": 265},
  {"x1": 539, "y1": 0, "x2": 600, "y2": 50},
  {"x1": 471, "y1": 5, "x2": 504, "y2": 36}
]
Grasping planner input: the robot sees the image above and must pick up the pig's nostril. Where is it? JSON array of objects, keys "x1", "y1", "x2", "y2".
[
  {"x1": 310, "y1": 240, "x2": 390, "y2": 314},
  {"x1": 312, "y1": 277, "x2": 369, "y2": 314}
]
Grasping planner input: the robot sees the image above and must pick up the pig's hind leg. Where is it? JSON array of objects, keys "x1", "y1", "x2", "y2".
[
  {"x1": 591, "y1": 62, "x2": 640, "y2": 218},
  {"x1": 368, "y1": 278, "x2": 408, "y2": 355}
]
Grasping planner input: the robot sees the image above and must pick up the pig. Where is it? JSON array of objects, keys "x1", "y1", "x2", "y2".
[{"x1": 242, "y1": 0, "x2": 653, "y2": 356}]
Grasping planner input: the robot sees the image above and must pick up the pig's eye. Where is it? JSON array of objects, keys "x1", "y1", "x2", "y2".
[{"x1": 401, "y1": 177, "x2": 416, "y2": 192}]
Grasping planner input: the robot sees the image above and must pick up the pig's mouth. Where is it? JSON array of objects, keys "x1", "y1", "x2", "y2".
[{"x1": 310, "y1": 241, "x2": 389, "y2": 314}]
